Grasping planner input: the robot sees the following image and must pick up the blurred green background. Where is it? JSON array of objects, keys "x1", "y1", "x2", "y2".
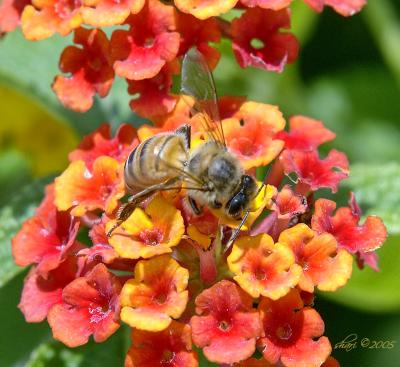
[{"x1": 0, "y1": 0, "x2": 400, "y2": 366}]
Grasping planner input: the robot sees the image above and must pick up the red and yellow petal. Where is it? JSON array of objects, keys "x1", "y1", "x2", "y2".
[
  {"x1": 108, "y1": 195, "x2": 184, "y2": 259},
  {"x1": 222, "y1": 102, "x2": 285, "y2": 170},
  {"x1": 175, "y1": 0, "x2": 238, "y2": 20},
  {"x1": 278, "y1": 224, "x2": 353, "y2": 292},
  {"x1": 55, "y1": 156, "x2": 124, "y2": 217},
  {"x1": 228, "y1": 234, "x2": 301, "y2": 299},
  {"x1": 120, "y1": 255, "x2": 189, "y2": 331},
  {"x1": 21, "y1": 0, "x2": 82, "y2": 41}
]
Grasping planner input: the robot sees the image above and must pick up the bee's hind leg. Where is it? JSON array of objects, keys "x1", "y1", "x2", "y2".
[{"x1": 107, "y1": 178, "x2": 181, "y2": 237}]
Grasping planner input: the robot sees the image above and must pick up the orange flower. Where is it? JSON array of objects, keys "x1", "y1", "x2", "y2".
[
  {"x1": 55, "y1": 156, "x2": 124, "y2": 217},
  {"x1": 228, "y1": 233, "x2": 301, "y2": 299},
  {"x1": 175, "y1": 0, "x2": 238, "y2": 20},
  {"x1": 108, "y1": 195, "x2": 184, "y2": 259},
  {"x1": 21, "y1": 0, "x2": 82, "y2": 40},
  {"x1": 125, "y1": 321, "x2": 198, "y2": 367},
  {"x1": 120, "y1": 255, "x2": 189, "y2": 331},
  {"x1": 223, "y1": 101, "x2": 285, "y2": 170},
  {"x1": 278, "y1": 224, "x2": 353, "y2": 292},
  {"x1": 81, "y1": 0, "x2": 144, "y2": 27}
]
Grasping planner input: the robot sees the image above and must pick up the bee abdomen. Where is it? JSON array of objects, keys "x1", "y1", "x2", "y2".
[{"x1": 124, "y1": 133, "x2": 188, "y2": 193}]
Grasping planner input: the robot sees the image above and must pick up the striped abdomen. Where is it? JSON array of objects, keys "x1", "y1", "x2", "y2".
[{"x1": 124, "y1": 133, "x2": 189, "y2": 193}]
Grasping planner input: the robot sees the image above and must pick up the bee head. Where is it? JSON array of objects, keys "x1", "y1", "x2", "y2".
[{"x1": 226, "y1": 175, "x2": 257, "y2": 219}]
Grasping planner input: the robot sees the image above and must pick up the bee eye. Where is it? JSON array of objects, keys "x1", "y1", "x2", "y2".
[
  {"x1": 212, "y1": 200, "x2": 222, "y2": 209},
  {"x1": 227, "y1": 194, "x2": 245, "y2": 217}
]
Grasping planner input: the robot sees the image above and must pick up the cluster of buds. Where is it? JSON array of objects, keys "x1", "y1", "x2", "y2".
[
  {"x1": 12, "y1": 98, "x2": 387, "y2": 366},
  {"x1": 1, "y1": 0, "x2": 365, "y2": 118}
]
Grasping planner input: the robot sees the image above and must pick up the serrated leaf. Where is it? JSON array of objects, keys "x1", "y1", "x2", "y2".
[
  {"x1": 321, "y1": 235, "x2": 400, "y2": 313},
  {"x1": 344, "y1": 162, "x2": 400, "y2": 234},
  {"x1": 0, "y1": 177, "x2": 52, "y2": 287}
]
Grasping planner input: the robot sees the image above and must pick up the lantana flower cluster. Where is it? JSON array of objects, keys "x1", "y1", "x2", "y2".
[
  {"x1": 1, "y1": 0, "x2": 365, "y2": 119},
  {"x1": 13, "y1": 100, "x2": 387, "y2": 366}
]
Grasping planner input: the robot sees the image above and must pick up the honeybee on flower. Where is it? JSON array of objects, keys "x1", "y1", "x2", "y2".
[{"x1": 107, "y1": 49, "x2": 274, "y2": 243}]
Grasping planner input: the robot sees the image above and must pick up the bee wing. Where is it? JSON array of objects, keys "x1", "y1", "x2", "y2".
[{"x1": 181, "y1": 48, "x2": 226, "y2": 147}]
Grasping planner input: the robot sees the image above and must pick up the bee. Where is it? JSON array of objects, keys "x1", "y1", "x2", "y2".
[{"x1": 107, "y1": 49, "x2": 263, "y2": 240}]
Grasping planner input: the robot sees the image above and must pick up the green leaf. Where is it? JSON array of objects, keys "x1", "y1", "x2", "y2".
[
  {"x1": 344, "y1": 162, "x2": 400, "y2": 234},
  {"x1": 321, "y1": 235, "x2": 400, "y2": 313},
  {"x1": 196, "y1": 348, "x2": 219, "y2": 367},
  {"x1": 0, "y1": 271, "x2": 51, "y2": 367},
  {"x1": 26, "y1": 326, "x2": 129, "y2": 367},
  {"x1": 0, "y1": 177, "x2": 52, "y2": 287},
  {"x1": 0, "y1": 30, "x2": 147, "y2": 137}
]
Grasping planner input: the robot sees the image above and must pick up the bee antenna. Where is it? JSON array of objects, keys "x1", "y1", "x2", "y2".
[{"x1": 255, "y1": 164, "x2": 272, "y2": 197}]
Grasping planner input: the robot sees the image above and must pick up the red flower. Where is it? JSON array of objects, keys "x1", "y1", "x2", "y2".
[
  {"x1": 110, "y1": 0, "x2": 180, "y2": 80},
  {"x1": 258, "y1": 289, "x2": 331, "y2": 367},
  {"x1": 52, "y1": 28, "x2": 114, "y2": 112},
  {"x1": 48, "y1": 263, "x2": 121, "y2": 347},
  {"x1": 55, "y1": 156, "x2": 124, "y2": 217},
  {"x1": 231, "y1": 8, "x2": 299, "y2": 72},
  {"x1": 176, "y1": 13, "x2": 221, "y2": 69},
  {"x1": 125, "y1": 321, "x2": 198, "y2": 367},
  {"x1": 69, "y1": 123, "x2": 138, "y2": 169},
  {"x1": 128, "y1": 62, "x2": 179, "y2": 119},
  {"x1": 272, "y1": 184, "x2": 307, "y2": 219},
  {"x1": 280, "y1": 149, "x2": 349, "y2": 193},
  {"x1": 0, "y1": 0, "x2": 30, "y2": 34},
  {"x1": 12, "y1": 185, "x2": 81, "y2": 276},
  {"x1": 276, "y1": 115, "x2": 336, "y2": 151},
  {"x1": 18, "y1": 255, "x2": 79, "y2": 322},
  {"x1": 190, "y1": 280, "x2": 262, "y2": 365},
  {"x1": 304, "y1": 0, "x2": 366, "y2": 17},
  {"x1": 311, "y1": 195, "x2": 387, "y2": 262}
]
